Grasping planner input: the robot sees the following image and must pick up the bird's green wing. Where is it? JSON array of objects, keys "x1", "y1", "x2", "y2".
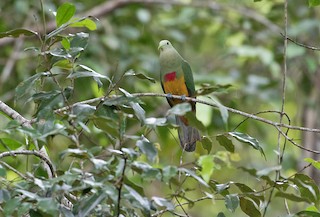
[{"x1": 181, "y1": 60, "x2": 196, "y2": 97}]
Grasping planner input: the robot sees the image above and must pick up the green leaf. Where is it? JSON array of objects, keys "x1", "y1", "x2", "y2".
[
  {"x1": 178, "y1": 168, "x2": 209, "y2": 187},
  {"x1": 61, "y1": 37, "x2": 70, "y2": 50},
  {"x1": 56, "y1": 2, "x2": 76, "y2": 27},
  {"x1": 239, "y1": 197, "x2": 261, "y2": 217},
  {"x1": 275, "y1": 192, "x2": 311, "y2": 203},
  {"x1": 0, "y1": 28, "x2": 38, "y2": 38},
  {"x1": 200, "y1": 136, "x2": 213, "y2": 153},
  {"x1": 225, "y1": 194, "x2": 239, "y2": 213},
  {"x1": 53, "y1": 59, "x2": 73, "y2": 70},
  {"x1": 124, "y1": 69, "x2": 155, "y2": 83},
  {"x1": 291, "y1": 173, "x2": 319, "y2": 204},
  {"x1": 228, "y1": 132, "x2": 265, "y2": 157},
  {"x1": 0, "y1": 189, "x2": 10, "y2": 202},
  {"x1": 309, "y1": 0, "x2": 320, "y2": 7},
  {"x1": 15, "y1": 72, "x2": 47, "y2": 102},
  {"x1": 124, "y1": 185, "x2": 150, "y2": 215},
  {"x1": 208, "y1": 96, "x2": 228, "y2": 126},
  {"x1": 72, "y1": 104, "x2": 96, "y2": 122},
  {"x1": 162, "y1": 166, "x2": 178, "y2": 183},
  {"x1": 256, "y1": 165, "x2": 282, "y2": 176},
  {"x1": 0, "y1": 138, "x2": 24, "y2": 150},
  {"x1": 136, "y1": 136, "x2": 157, "y2": 163},
  {"x1": 296, "y1": 211, "x2": 320, "y2": 217},
  {"x1": 77, "y1": 191, "x2": 107, "y2": 217},
  {"x1": 152, "y1": 197, "x2": 174, "y2": 211},
  {"x1": 305, "y1": 158, "x2": 320, "y2": 170},
  {"x1": 196, "y1": 83, "x2": 232, "y2": 96},
  {"x1": 69, "y1": 17, "x2": 97, "y2": 30},
  {"x1": 69, "y1": 64, "x2": 110, "y2": 80},
  {"x1": 3, "y1": 198, "x2": 20, "y2": 216},
  {"x1": 166, "y1": 102, "x2": 191, "y2": 116},
  {"x1": 198, "y1": 155, "x2": 215, "y2": 183},
  {"x1": 37, "y1": 198, "x2": 59, "y2": 216},
  {"x1": 216, "y1": 134, "x2": 234, "y2": 152},
  {"x1": 120, "y1": 88, "x2": 146, "y2": 124},
  {"x1": 217, "y1": 212, "x2": 227, "y2": 217}
]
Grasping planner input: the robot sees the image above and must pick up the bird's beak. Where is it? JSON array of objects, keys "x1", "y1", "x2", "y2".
[{"x1": 158, "y1": 44, "x2": 162, "y2": 51}]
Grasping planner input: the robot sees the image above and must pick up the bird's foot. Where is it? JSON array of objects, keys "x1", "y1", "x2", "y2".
[
  {"x1": 181, "y1": 95, "x2": 186, "y2": 101},
  {"x1": 166, "y1": 93, "x2": 173, "y2": 99}
]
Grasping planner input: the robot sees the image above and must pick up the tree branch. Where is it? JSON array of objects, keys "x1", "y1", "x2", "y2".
[
  {"x1": 55, "y1": 93, "x2": 320, "y2": 133},
  {"x1": 0, "y1": 100, "x2": 32, "y2": 128},
  {"x1": 0, "y1": 150, "x2": 55, "y2": 178}
]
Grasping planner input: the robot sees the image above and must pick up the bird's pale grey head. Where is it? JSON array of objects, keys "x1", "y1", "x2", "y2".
[{"x1": 158, "y1": 40, "x2": 173, "y2": 52}]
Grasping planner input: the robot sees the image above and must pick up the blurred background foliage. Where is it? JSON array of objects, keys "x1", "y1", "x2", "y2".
[{"x1": 1, "y1": 0, "x2": 320, "y2": 216}]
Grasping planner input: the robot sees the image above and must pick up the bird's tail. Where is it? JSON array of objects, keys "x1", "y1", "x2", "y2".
[{"x1": 176, "y1": 116, "x2": 201, "y2": 152}]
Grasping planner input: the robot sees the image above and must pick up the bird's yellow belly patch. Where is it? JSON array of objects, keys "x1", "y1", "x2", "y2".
[{"x1": 163, "y1": 76, "x2": 189, "y2": 105}]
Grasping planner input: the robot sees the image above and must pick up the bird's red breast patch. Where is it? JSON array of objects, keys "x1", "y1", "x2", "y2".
[{"x1": 164, "y1": 72, "x2": 176, "y2": 82}]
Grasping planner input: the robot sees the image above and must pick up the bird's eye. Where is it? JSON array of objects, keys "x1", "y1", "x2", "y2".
[{"x1": 166, "y1": 42, "x2": 169, "y2": 45}]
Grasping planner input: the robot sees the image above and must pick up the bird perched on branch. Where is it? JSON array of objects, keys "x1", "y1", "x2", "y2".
[{"x1": 158, "y1": 40, "x2": 200, "y2": 152}]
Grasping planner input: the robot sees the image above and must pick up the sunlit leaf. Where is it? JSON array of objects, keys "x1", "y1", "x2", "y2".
[
  {"x1": 68, "y1": 64, "x2": 110, "y2": 79},
  {"x1": 296, "y1": 211, "x2": 320, "y2": 217},
  {"x1": 309, "y1": 0, "x2": 320, "y2": 7},
  {"x1": 305, "y1": 158, "x2": 320, "y2": 170},
  {"x1": 69, "y1": 17, "x2": 97, "y2": 31},
  {"x1": 198, "y1": 155, "x2": 215, "y2": 183},
  {"x1": 56, "y1": 2, "x2": 76, "y2": 27}
]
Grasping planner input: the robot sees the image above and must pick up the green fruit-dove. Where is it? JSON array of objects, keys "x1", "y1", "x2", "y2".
[{"x1": 158, "y1": 40, "x2": 200, "y2": 152}]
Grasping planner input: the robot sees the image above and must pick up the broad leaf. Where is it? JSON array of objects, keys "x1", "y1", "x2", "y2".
[
  {"x1": 0, "y1": 28, "x2": 38, "y2": 38},
  {"x1": 228, "y1": 132, "x2": 265, "y2": 157},
  {"x1": 239, "y1": 197, "x2": 261, "y2": 217},
  {"x1": 225, "y1": 194, "x2": 239, "y2": 213},
  {"x1": 309, "y1": 0, "x2": 320, "y2": 7},
  {"x1": 56, "y1": 2, "x2": 76, "y2": 27},
  {"x1": 198, "y1": 155, "x2": 215, "y2": 183},
  {"x1": 152, "y1": 197, "x2": 174, "y2": 211},
  {"x1": 124, "y1": 69, "x2": 155, "y2": 83},
  {"x1": 166, "y1": 102, "x2": 191, "y2": 116},
  {"x1": 216, "y1": 134, "x2": 234, "y2": 152},
  {"x1": 69, "y1": 17, "x2": 97, "y2": 31},
  {"x1": 136, "y1": 136, "x2": 157, "y2": 163}
]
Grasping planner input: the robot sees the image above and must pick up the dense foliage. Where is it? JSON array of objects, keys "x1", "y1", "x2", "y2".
[{"x1": 1, "y1": 0, "x2": 320, "y2": 216}]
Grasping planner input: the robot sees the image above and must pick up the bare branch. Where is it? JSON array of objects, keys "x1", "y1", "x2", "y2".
[
  {"x1": 0, "y1": 100, "x2": 32, "y2": 128},
  {"x1": 281, "y1": 33, "x2": 320, "y2": 51},
  {"x1": 0, "y1": 150, "x2": 56, "y2": 178}
]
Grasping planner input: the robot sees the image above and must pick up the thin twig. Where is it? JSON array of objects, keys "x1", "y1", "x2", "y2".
[
  {"x1": 0, "y1": 150, "x2": 55, "y2": 178},
  {"x1": 280, "y1": 33, "x2": 320, "y2": 51},
  {"x1": 116, "y1": 156, "x2": 127, "y2": 217}
]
